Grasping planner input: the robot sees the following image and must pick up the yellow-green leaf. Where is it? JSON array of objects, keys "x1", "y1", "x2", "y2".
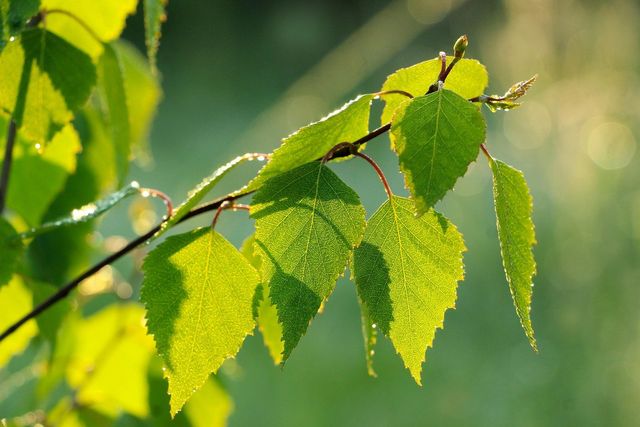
[
  {"x1": 0, "y1": 276, "x2": 37, "y2": 367},
  {"x1": 0, "y1": 29, "x2": 96, "y2": 143},
  {"x1": 245, "y1": 94, "x2": 373, "y2": 192},
  {"x1": 380, "y1": 57, "x2": 488, "y2": 125},
  {"x1": 141, "y1": 227, "x2": 259, "y2": 416},
  {"x1": 353, "y1": 196, "x2": 465, "y2": 384}
]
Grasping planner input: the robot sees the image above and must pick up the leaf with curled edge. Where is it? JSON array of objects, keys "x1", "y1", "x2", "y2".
[
  {"x1": 353, "y1": 196, "x2": 465, "y2": 384},
  {"x1": 490, "y1": 158, "x2": 537, "y2": 350}
]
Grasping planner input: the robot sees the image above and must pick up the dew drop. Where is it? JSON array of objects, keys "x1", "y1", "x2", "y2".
[
  {"x1": 141, "y1": 190, "x2": 151, "y2": 198},
  {"x1": 371, "y1": 323, "x2": 377, "y2": 329},
  {"x1": 9, "y1": 36, "x2": 15, "y2": 42},
  {"x1": 130, "y1": 180, "x2": 140, "y2": 189}
]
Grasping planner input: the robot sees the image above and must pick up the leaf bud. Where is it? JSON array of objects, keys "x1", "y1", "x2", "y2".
[{"x1": 453, "y1": 35, "x2": 468, "y2": 59}]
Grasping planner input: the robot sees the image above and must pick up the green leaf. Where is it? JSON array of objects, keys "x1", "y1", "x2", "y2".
[
  {"x1": 489, "y1": 158, "x2": 537, "y2": 350},
  {"x1": 19, "y1": 181, "x2": 141, "y2": 240},
  {"x1": 250, "y1": 162, "x2": 366, "y2": 361},
  {"x1": 98, "y1": 42, "x2": 131, "y2": 184},
  {"x1": 0, "y1": 119, "x2": 81, "y2": 226},
  {"x1": 115, "y1": 40, "x2": 161, "y2": 165},
  {"x1": 240, "y1": 233, "x2": 283, "y2": 365},
  {"x1": 27, "y1": 108, "x2": 119, "y2": 284},
  {"x1": 390, "y1": 89, "x2": 486, "y2": 215},
  {"x1": 143, "y1": 0, "x2": 167, "y2": 72},
  {"x1": 182, "y1": 375, "x2": 233, "y2": 427},
  {"x1": 380, "y1": 57, "x2": 488, "y2": 125},
  {"x1": 141, "y1": 227, "x2": 259, "y2": 416},
  {"x1": 353, "y1": 196, "x2": 465, "y2": 384},
  {"x1": 65, "y1": 304, "x2": 156, "y2": 418},
  {"x1": 0, "y1": 276, "x2": 37, "y2": 368},
  {"x1": 0, "y1": 29, "x2": 96, "y2": 143},
  {"x1": 155, "y1": 153, "x2": 266, "y2": 240},
  {"x1": 0, "y1": 217, "x2": 23, "y2": 287},
  {"x1": 41, "y1": 0, "x2": 137, "y2": 58},
  {"x1": 245, "y1": 94, "x2": 373, "y2": 192},
  {"x1": 0, "y1": 0, "x2": 40, "y2": 51}
]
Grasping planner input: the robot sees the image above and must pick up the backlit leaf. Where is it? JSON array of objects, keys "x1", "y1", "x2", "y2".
[
  {"x1": 353, "y1": 196, "x2": 465, "y2": 383},
  {"x1": 390, "y1": 89, "x2": 486, "y2": 215},
  {"x1": 240, "y1": 233, "x2": 283, "y2": 365},
  {"x1": 98, "y1": 43, "x2": 131, "y2": 184},
  {"x1": 42, "y1": 0, "x2": 137, "y2": 58},
  {"x1": 380, "y1": 57, "x2": 488, "y2": 124},
  {"x1": 0, "y1": 276, "x2": 37, "y2": 368},
  {"x1": 1, "y1": 120, "x2": 81, "y2": 226},
  {"x1": 116, "y1": 40, "x2": 162, "y2": 165},
  {"x1": 490, "y1": 158, "x2": 537, "y2": 350},
  {"x1": 0, "y1": 29, "x2": 96, "y2": 143},
  {"x1": 245, "y1": 94, "x2": 373, "y2": 192},
  {"x1": 251, "y1": 162, "x2": 366, "y2": 361},
  {"x1": 142, "y1": 227, "x2": 259, "y2": 415},
  {"x1": 65, "y1": 304, "x2": 155, "y2": 418}
]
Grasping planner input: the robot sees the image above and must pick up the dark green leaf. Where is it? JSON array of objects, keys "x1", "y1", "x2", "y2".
[{"x1": 0, "y1": 217, "x2": 23, "y2": 287}]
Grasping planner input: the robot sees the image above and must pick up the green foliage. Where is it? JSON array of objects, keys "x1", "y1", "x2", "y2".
[
  {"x1": 0, "y1": 29, "x2": 96, "y2": 143},
  {"x1": 143, "y1": 0, "x2": 167, "y2": 72},
  {"x1": 390, "y1": 90, "x2": 486, "y2": 215},
  {"x1": 0, "y1": 217, "x2": 22, "y2": 286},
  {"x1": 245, "y1": 94, "x2": 373, "y2": 192},
  {"x1": 157, "y1": 153, "x2": 266, "y2": 240},
  {"x1": 353, "y1": 196, "x2": 465, "y2": 383},
  {"x1": 2, "y1": 123, "x2": 80, "y2": 226},
  {"x1": 380, "y1": 57, "x2": 488, "y2": 124},
  {"x1": 97, "y1": 43, "x2": 130, "y2": 184},
  {"x1": 251, "y1": 162, "x2": 366, "y2": 361},
  {"x1": 141, "y1": 228, "x2": 260, "y2": 416},
  {"x1": 0, "y1": 6, "x2": 542, "y2": 422},
  {"x1": 0, "y1": 277, "x2": 37, "y2": 366},
  {"x1": 20, "y1": 181, "x2": 141, "y2": 240},
  {"x1": 489, "y1": 158, "x2": 537, "y2": 349},
  {"x1": 42, "y1": 0, "x2": 137, "y2": 58}
]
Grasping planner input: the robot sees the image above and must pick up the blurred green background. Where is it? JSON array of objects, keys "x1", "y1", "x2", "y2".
[{"x1": 100, "y1": 0, "x2": 640, "y2": 425}]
